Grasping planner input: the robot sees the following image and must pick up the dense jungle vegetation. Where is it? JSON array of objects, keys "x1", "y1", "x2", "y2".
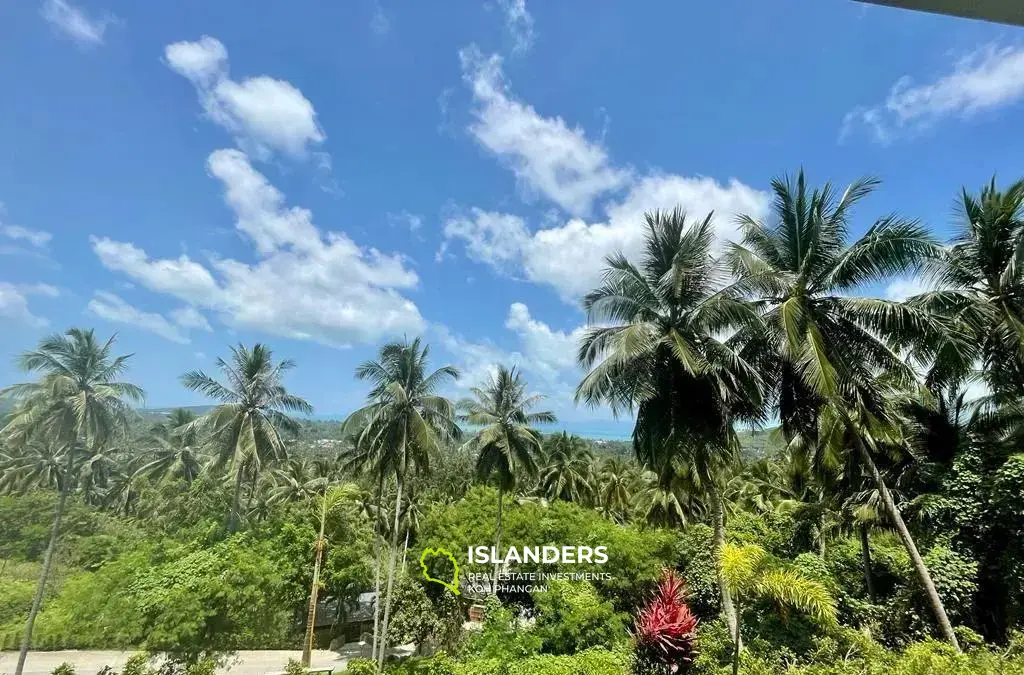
[{"x1": 2, "y1": 173, "x2": 1024, "y2": 674}]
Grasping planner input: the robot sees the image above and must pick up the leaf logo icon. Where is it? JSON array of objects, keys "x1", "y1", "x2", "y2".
[{"x1": 420, "y1": 547, "x2": 460, "y2": 595}]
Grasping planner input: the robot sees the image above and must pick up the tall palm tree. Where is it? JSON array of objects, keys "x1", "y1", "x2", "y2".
[
  {"x1": 182, "y1": 344, "x2": 312, "y2": 531},
  {"x1": 912, "y1": 178, "x2": 1024, "y2": 397},
  {"x1": 0, "y1": 328, "x2": 143, "y2": 675},
  {"x1": 342, "y1": 338, "x2": 460, "y2": 673},
  {"x1": 540, "y1": 432, "x2": 595, "y2": 504},
  {"x1": 269, "y1": 458, "x2": 329, "y2": 504},
  {"x1": 726, "y1": 170, "x2": 961, "y2": 649},
  {"x1": 459, "y1": 365, "x2": 554, "y2": 589},
  {"x1": 576, "y1": 209, "x2": 765, "y2": 640}
]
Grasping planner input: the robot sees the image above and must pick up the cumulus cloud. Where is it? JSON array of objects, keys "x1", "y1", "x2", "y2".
[
  {"x1": 41, "y1": 0, "x2": 113, "y2": 47},
  {"x1": 165, "y1": 36, "x2": 327, "y2": 160},
  {"x1": 841, "y1": 44, "x2": 1024, "y2": 144},
  {"x1": 2, "y1": 224, "x2": 52, "y2": 248},
  {"x1": 435, "y1": 302, "x2": 596, "y2": 417},
  {"x1": 91, "y1": 149, "x2": 424, "y2": 347},
  {"x1": 460, "y1": 46, "x2": 630, "y2": 216},
  {"x1": 87, "y1": 292, "x2": 191, "y2": 344},
  {"x1": 496, "y1": 0, "x2": 535, "y2": 55},
  {"x1": 444, "y1": 174, "x2": 768, "y2": 301},
  {"x1": 0, "y1": 282, "x2": 59, "y2": 327},
  {"x1": 448, "y1": 48, "x2": 769, "y2": 301}
]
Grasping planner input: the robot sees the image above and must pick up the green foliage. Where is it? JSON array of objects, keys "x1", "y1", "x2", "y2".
[
  {"x1": 284, "y1": 659, "x2": 307, "y2": 675},
  {"x1": 463, "y1": 596, "x2": 541, "y2": 661},
  {"x1": 121, "y1": 654, "x2": 156, "y2": 675},
  {"x1": 676, "y1": 524, "x2": 720, "y2": 617},
  {"x1": 532, "y1": 581, "x2": 626, "y2": 654},
  {"x1": 344, "y1": 658, "x2": 377, "y2": 675},
  {"x1": 52, "y1": 662, "x2": 76, "y2": 675}
]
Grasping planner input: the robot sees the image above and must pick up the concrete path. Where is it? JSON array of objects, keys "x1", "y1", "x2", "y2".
[{"x1": 0, "y1": 648, "x2": 392, "y2": 675}]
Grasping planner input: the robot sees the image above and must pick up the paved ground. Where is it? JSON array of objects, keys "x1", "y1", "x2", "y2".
[{"x1": 0, "y1": 647, "x2": 399, "y2": 675}]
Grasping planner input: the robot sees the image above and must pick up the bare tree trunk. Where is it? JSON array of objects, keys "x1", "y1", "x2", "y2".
[
  {"x1": 709, "y1": 482, "x2": 739, "y2": 646},
  {"x1": 401, "y1": 529, "x2": 410, "y2": 570},
  {"x1": 859, "y1": 524, "x2": 877, "y2": 604},
  {"x1": 731, "y1": 594, "x2": 742, "y2": 675},
  {"x1": 493, "y1": 488, "x2": 504, "y2": 596},
  {"x1": 376, "y1": 476, "x2": 403, "y2": 674},
  {"x1": 14, "y1": 449, "x2": 74, "y2": 675},
  {"x1": 370, "y1": 476, "x2": 384, "y2": 662},
  {"x1": 818, "y1": 511, "x2": 827, "y2": 557},
  {"x1": 302, "y1": 500, "x2": 329, "y2": 666},
  {"x1": 228, "y1": 461, "x2": 246, "y2": 532},
  {"x1": 852, "y1": 433, "x2": 959, "y2": 651}
]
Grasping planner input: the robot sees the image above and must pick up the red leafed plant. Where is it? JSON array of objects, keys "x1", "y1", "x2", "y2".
[{"x1": 634, "y1": 569, "x2": 699, "y2": 672}]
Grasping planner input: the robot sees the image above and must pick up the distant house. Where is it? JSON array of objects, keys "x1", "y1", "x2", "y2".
[{"x1": 314, "y1": 592, "x2": 377, "y2": 647}]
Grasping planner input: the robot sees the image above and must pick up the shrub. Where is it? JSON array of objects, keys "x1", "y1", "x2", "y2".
[
  {"x1": 344, "y1": 658, "x2": 376, "y2": 675},
  {"x1": 634, "y1": 569, "x2": 698, "y2": 673},
  {"x1": 121, "y1": 654, "x2": 155, "y2": 675},
  {"x1": 52, "y1": 663, "x2": 76, "y2": 675},
  {"x1": 533, "y1": 580, "x2": 626, "y2": 654},
  {"x1": 284, "y1": 659, "x2": 307, "y2": 675}
]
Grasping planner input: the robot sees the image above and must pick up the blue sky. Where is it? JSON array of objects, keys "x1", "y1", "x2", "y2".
[{"x1": 1, "y1": 0, "x2": 1023, "y2": 424}]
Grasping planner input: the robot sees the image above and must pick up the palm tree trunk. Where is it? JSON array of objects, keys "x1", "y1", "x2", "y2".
[
  {"x1": 376, "y1": 476, "x2": 403, "y2": 674},
  {"x1": 731, "y1": 594, "x2": 742, "y2": 675},
  {"x1": 818, "y1": 511, "x2": 827, "y2": 557},
  {"x1": 402, "y1": 529, "x2": 410, "y2": 570},
  {"x1": 493, "y1": 487, "x2": 504, "y2": 595},
  {"x1": 302, "y1": 501, "x2": 329, "y2": 667},
  {"x1": 852, "y1": 433, "x2": 959, "y2": 651},
  {"x1": 371, "y1": 476, "x2": 383, "y2": 661},
  {"x1": 859, "y1": 524, "x2": 877, "y2": 604},
  {"x1": 228, "y1": 461, "x2": 246, "y2": 532},
  {"x1": 709, "y1": 482, "x2": 739, "y2": 645},
  {"x1": 14, "y1": 449, "x2": 74, "y2": 675}
]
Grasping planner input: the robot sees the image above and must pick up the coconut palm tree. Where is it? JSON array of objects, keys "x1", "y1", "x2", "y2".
[
  {"x1": 911, "y1": 178, "x2": 1024, "y2": 397},
  {"x1": 720, "y1": 542, "x2": 838, "y2": 675},
  {"x1": 595, "y1": 457, "x2": 635, "y2": 522},
  {"x1": 181, "y1": 343, "x2": 313, "y2": 532},
  {"x1": 576, "y1": 208, "x2": 765, "y2": 639},
  {"x1": 269, "y1": 458, "x2": 329, "y2": 504},
  {"x1": 135, "y1": 410, "x2": 203, "y2": 485},
  {"x1": 342, "y1": 338, "x2": 460, "y2": 673},
  {"x1": 540, "y1": 432, "x2": 594, "y2": 504},
  {"x1": 459, "y1": 365, "x2": 554, "y2": 590},
  {"x1": 0, "y1": 328, "x2": 143, "y2": 675},
  {"x1": 727, "y1": 171, "x2": 960, "y2": 649}
]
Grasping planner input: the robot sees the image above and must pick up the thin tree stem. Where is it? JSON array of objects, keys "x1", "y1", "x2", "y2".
[
  {"x1": 14, "y1": 446, "x2": 74, "y2": 675},
  {"x1": 376, "y1": 476, "x2": 403, "y2": 674}
]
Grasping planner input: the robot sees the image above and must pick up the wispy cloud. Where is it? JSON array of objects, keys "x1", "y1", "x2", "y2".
[
  {"x1": 87, "y1": 292, "x2": 191, "y2": 344},
  {"x1": 841, "y1": 44, "x2": 1024, "y2": 144},
  {"x1": 497, "y1": 0, "x2": 535, "y2": 55},
  {"x1": 41, "y1": 0, "x2": 114, "y2": 47},
  {"x1": 0, "y1": 282, "x2": 59, "y2": 327},
  {"x1": 2, "y1": 224, "x2": 52, "y2": 248}
]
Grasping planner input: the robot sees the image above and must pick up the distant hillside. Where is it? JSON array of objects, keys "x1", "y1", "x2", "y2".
[{"x1": 137, "y1": 405, "x2": 216, "y2": 422}]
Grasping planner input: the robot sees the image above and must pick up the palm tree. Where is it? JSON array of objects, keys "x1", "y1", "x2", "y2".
[
  {"x1": 576, "y1": 209, "x2": 765, "y2": 640},
  {"x1": 302, "y1": 483, "x2": 361, "y2": 666},
  {"x1": 135, "y1": 409, "x2": 203, "y2": 485},
  {"x1": 727, "y1": 171, "x2": 960, "y2": 649},
  {"x1": 181, "y1": 343, "x2": 313, "y2": 532},
  {"x1": 0, "y1": 328, "x2": 143, "y2": 675},
  {"x1": 540, "y1": 432, "x2": 594, "y2": 504},
  {"x1": 459, "y1": 365, "x2": 554, "y2": 590},
  {"x1": 720, "y1": 542, "x2": 838, "y2": 675},
  {"x1": 912, "y1": 178, "x2": 1024, "y2": 397},
  {"x1": 595, "y1": 457, "x2": 635, "y2": 522},
  {"x1": 342, "y1": 338, "x2": 460, "y2": 673},
  {"x1": 269, "y1": 458, "x2": 329, "y2": 504}
]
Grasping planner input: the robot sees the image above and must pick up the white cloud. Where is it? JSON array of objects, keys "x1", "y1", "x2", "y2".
[
  {"x1": 460, "y1": 46, "x2": 630, "y2": 216},
  {"x1": 41, "y1": 0, "x2": 113, "y2": 47},
  {"x1": 444, "y1": 174, "x2": 768, "y2": 301},
  {"x1": 165, "y1": 36, "x2": 327, "y2": 159},
  {"x1": 91, "y1": 149, "x2": 424, "y2": 347},
  {"x1": 505, "y1": 302, "x2": 583, "y2": 381},
  {"x1": 885, "y1": 276, "x2": 932, "y2": 301},
  {"x1": 497, "y1": 0, "x2": 535, "y2": 55},
  {"x1": 87, "y1": 292, "x2": 190, "y2": 344},
  {"x1": 1, "y1": 224, "x2": 52, "y2": 248},
  {"x1": 170, "y1": 306, "x2": 212, "y2": 331},
  {"x1": 841, "y1": 44, "x2": 1024, "y2": 144},
  {"x1": 0, "y1": 282, "x2": 58, "y2": 327},
  {"x1": 449, "y1": 48, "x2": 769, "y2": 301},
  {"x1": 388, "y1": 211, "x2": 424, "y2": 231}
]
